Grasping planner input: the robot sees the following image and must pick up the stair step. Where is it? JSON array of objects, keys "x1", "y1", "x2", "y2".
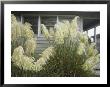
[
  {"x1": 36, "y1": 36, "x2": 53, "y2": 41},
  {"x1": 37, "y1": 44, "x2": 50, "y2": 48},
  {"x1": 36, "y1": 40, "x2": 53, "y2": 43}
]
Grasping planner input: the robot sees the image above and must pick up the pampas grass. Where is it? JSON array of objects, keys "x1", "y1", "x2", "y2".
[
  {"x1": 40, "y1": 16, "x2": 99, "y2": 77},
  {"x1": 11, "y1": 15, "x2": 99, "y2": 77}
]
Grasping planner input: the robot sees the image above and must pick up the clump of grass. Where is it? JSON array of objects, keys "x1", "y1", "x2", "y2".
[
  {"x1": 11, "y1": 15, "x2": 99, "y2": 77},
  {"x1": 40, "y1": 16, "x2": 99, "y2": 77},
  {"x1": 11, "y1": 14, "x2": 37, "y2": 76},
  {"x1": 24, "y1": 38, "x2": 36, "y2": 57},
  {"x1": 11, "y1": 14, "x2": 36, "y2": 56}
]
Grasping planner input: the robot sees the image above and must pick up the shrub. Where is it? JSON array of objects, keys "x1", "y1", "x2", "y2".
[
  {"x1": 24, "y1": 38, "x2": 36, "y2": 56},
  {"x1": 11, "y1": 14, "x2": 37, "y2": 76},
  {"x1": 11, "y1": 46, "x2": 54, "y2": 76},
  {"x1": 11, "y1": 15, "x2": 54, "y2": 76},
  {"x1": 40, "y1": 16, "x2": 99, "y2": 77},
  {"x1": 11, "y1": 15, "x2": 99, "y2": 77},
  {"x1": 11, "y1": 14, "x2": 36, "y2": 55}
]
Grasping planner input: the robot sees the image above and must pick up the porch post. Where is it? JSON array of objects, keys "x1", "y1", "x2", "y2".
[
  {"x1": 77, "y1": 17, "x2": 83, "y2": 32},
  {"x1": 38, "y1": 16, "x2": 41, "y2": 37},
  {"x1": 57, "y1": 16, "x2": 59, "y2": 23},
  {"x1": 20, "y1": 15, "x2": 23, "y2": 23},
  {"x1": 94, "y1": 27, "x2": 96, "y2": 42}
]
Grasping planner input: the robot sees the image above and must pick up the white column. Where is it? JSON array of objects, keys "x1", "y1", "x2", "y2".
[
  {"x1": 77, "y1": 17, "x2": 83, "y2": 32},
  {"x1": 94, "y1": 27, "x2": 96, "y2": 43},
  {"x1": 80, "y1": 17, "x2": 83, "y2": 32},
  {"x1": 20, "y1": 15, "x2": 23, "y2": 23},
  {"x1": 79, "y1": 17, "x2": 83, "y2": 32},
  {"x1": 38, "y1": 16, "x2": 41, "y2": 37},
  {"x1": 57, "y1": 16, "x2": 59, "y2": 23}
]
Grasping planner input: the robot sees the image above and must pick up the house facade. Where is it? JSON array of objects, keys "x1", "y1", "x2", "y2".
[{"x1": 12, "y1": 11, "x2": 99, "y2": 36}]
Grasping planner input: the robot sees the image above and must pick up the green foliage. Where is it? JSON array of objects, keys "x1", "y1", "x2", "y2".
[
  {"x1": 24, "y1": 38, "x2": 36, "y2": 56},
  {"x1": 11, "y1": 14, "x2": 36, "y2": 55},
  {"x1": 11, "y1": 15, "x2": 99, "y2": 77},
  {"x1": 40, "y1": 16, "x2": 99, "y2": 77},
  {"x1": 41, "y1": 24, "x2": 50, "y2": 40},
  {"x1": 35, "y1": 46, "x2": 54, "y2": 72},
  {"x1": 11, "y1": 14, "x2": 37, "y2": 76},
  {"x1": 12, "y1": 46, "x2": 36, "y2": 71},
  {"x1": 11, "y1": 14, "x2": 54, "y2": 76},
  {"x1": 11, "y1": 46, "x2": 54, "y2": 76}
]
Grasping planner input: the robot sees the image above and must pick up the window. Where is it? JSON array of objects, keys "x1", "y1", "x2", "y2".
[
  {"x1": 58, "y1": 15, "x2": 75, "y2": 22},
  {"x1": 23, "y1": 16, "x2": 38, "y2": 34},
  {"x1": 40, "y1": 16, "x2": 57, "y2": 34}
]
